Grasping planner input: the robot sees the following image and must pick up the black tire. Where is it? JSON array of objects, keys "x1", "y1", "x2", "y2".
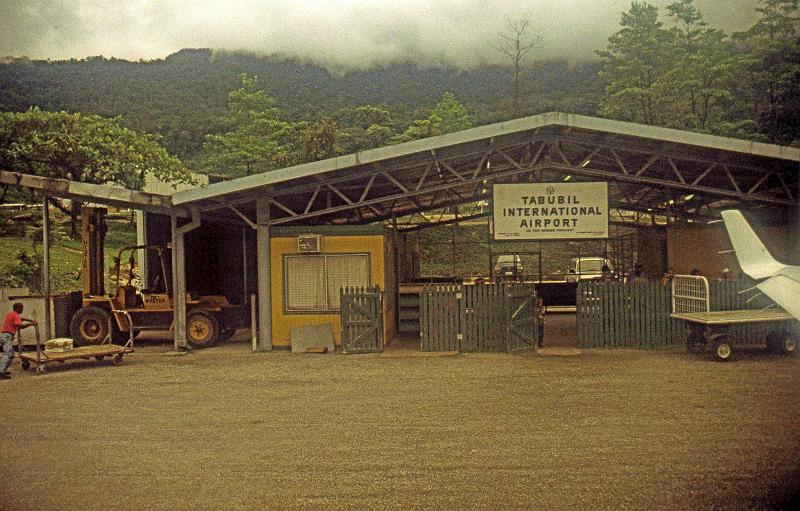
[
  {"x1": 216, "y1": 323, "x2": 236, "y2": 343},
  {"x1": 186, "y1": 311, "x2": 219, "y2": 349},
  {"x1": 686, "y1": 332, "x2": 706, "y2": 354},
  {"x1": 766, "y1": 332, "x2": 782, "y2": 354},
  {"x1": 711, "y1": 335, "x2": 733, "y2": 362},
  {"x1": 70, "y1": 306, "x2": 112, "y2": 347},
  {"x1": 21, "y1": 360, "x2": 30, "y2": 370}
]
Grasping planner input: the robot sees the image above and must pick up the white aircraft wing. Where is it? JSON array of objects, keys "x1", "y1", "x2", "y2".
[{"x1": 721, "y1": 210, "x2": 800, "y2": 321}]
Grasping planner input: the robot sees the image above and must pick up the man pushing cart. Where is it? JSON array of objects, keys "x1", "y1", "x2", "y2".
[{"x1": 1, "y1": 302, "x2": 38, "y2": 379}]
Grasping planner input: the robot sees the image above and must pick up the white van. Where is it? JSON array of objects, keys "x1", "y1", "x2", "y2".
[
  {"x1": 565, "y1": 257, "x2": 613, "y2": 282},
  {"x1": 494, "y1": 255, "x2": 524, "y2": 277}
]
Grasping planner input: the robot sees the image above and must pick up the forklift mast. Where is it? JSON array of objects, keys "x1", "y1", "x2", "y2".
[{"x1": 81, "y1": 207, "x2": 107, "y2": 297}]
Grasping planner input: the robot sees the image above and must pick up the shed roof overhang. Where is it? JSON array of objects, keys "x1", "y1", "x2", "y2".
[
  {"x1": 171, "y1": 112, "x2": 800, "y2": 229},
  {"x1": 0, "y1": 170, "x2": 185, "y2": 216}
]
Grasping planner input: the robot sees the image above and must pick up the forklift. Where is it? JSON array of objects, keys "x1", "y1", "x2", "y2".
[{"x1": 69, "y1": 207, "x2": 246, "y2": 348}]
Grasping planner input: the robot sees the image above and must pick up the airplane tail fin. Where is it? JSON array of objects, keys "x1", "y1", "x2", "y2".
[{"x1": 720, "y1": 210, "x2": 784, "y2": 280}]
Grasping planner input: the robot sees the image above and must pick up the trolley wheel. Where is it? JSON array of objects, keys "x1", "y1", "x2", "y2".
[
  {"x1": 111, "y1": 354, "x2": 124, "y2": 366},
  {"x1": 95, "y1": 356, "x2": 105, "y2": 361},
  {"x1": 766, "y1": 332, "x2": 782, "y2": 354},
  {"x1": 21, "y1": 360, "x2": 30, "y2": 370},
  {"x1": 779, "y1": 334, "x2": 796, "y2": 356},
  {"x1": 686, "y1": 332, "x2": 706, "y2": 354},
  {"x1": 35, "y1": 365, "x2": 45, "y2": 374},
  {"x1": 711, "y1": 335, "x2": 733, "y2": 362}
]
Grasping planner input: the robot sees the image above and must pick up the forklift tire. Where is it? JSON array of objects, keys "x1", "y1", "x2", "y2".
[
  {"x1": 70, "y1": 306, "x2": 113, "y2": 347},
  {"x1": 711, "y1": 335, "x2": 733, "y2": 362},
  {"x1": 186, "y1": 311, "x2": 219, "y2": 349}
]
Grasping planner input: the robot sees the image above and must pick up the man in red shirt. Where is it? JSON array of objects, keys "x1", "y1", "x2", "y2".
[{"x1": 1, "y1": 302, "x2": 38, "y2": 379}]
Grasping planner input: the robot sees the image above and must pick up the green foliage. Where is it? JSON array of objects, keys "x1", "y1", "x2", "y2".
[
  {"x1": 294, "y1": 117, "x2": 343, "y2": 163},
  {"x1": 200, "y1": 73, "x2": 295, "y2": 177},
  {"x1": 336, "y1": 105, "x2": 397, "y2": 153},
  {"x1": 596, "y1": 0, "x2": 795, "y2": 141},
  {"x1": 732, "y1": 0, "x2": 800, "y2": 144},
  {"x1": 0, "y1": 108, "x2": 192, "y2": 189},
  {"x1": 0, "y1": 51, "x2": 602, "y2": 163},
  {"x1": 660, "y1": 1, "x2": 743, "y2": 131},
  {"x1": 0, "y1": 251, "x2": 42, "y2": 290},
  {"x1": 391, "y1": 92, "x2": 473, "y2": 143},
  {"x1": 597, "y1": 2, "x2": 672, "y2": 125}
]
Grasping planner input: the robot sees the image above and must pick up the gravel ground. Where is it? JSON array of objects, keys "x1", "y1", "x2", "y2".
[{"x1": 1, "y1": 338, "x2": 798, "y2": 511}]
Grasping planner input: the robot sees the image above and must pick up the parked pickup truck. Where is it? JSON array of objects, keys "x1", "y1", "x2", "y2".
[{"x1": 564, "y1": 257, "x2": 613, "y2": 283}]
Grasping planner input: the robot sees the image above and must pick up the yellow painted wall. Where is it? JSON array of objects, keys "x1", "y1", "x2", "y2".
[{"x1": 270, "y1": 234, "x2": 386, "y2": 347}]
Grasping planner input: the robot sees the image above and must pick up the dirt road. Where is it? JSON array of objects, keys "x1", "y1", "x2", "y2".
[{"x1": 2, "y1": 340, "x2": 798, "y2": 510}]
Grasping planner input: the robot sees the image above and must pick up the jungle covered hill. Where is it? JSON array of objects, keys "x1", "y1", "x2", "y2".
[{"x1": 0, "y1": 49, "x2": 601, "y2": 162}]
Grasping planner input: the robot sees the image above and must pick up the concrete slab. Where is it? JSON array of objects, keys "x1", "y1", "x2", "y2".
[{"x1": 290, "y1": 323, "x2": 335, "y2": 353}]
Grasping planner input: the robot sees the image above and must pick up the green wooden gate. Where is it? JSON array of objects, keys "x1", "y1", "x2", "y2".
[
  {"x1": 340, "y1": 286, "x2": 383, "y2": 354},
  {"x1": 420, "y1": 283, "x2": 536, "y2": 352},
  {"x1": 460, "y1": 283, "x2": 506, "y2": 352},
  {"x1": 420, "y1": 285, "x2": 461, "y2": 351},
  {"x1": 504, "y1": 284, "x2": 538, "y2": 352}
]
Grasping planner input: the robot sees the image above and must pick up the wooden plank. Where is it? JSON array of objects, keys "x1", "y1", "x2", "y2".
[
  {"x1": 420, "y1": 289, "x2": 428, "y2": 351},
  {"x1": 579, "y1": 283, "x2": 588, "y2": 348}
]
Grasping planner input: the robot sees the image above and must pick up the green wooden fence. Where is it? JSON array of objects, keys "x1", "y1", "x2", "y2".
[
  {"x1": 577, "y1": 281, "x2": 681, "y2": 348},
  {"x1": 577, "y1": 280, "x2": 799, "y2": 348},
  {"x1": 420, "y1": 283, "x2": 536, "y2": 352}
]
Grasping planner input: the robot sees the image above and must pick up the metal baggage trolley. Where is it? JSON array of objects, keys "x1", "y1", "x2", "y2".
[{"x1": 670, "y1": 275, "x2": 797, "y2": 361}]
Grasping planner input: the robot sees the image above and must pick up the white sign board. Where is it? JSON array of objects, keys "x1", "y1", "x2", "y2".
[{"x1": 492, "y1": 182, "x2": 608, "y2": 240}]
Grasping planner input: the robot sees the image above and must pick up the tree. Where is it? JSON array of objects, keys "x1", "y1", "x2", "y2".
[
  {"x1": 734, "y1": 0, "x2": 800, "y2": 143},
  {"x1": 493, "y1": 15, "x2": 543, "y2": 117},
  {"x1": 293, "y1": 117, "x2": 343, "y2": 163},
  {"x1": 336, "y1": 105, "x2": 397, "y2": 153},
  {"x1": 391, "y1": 92, "x2": 472, "y2": 143},
  {"x1": 0, "y1": 108, "x2": 192, "y2": 235},
  {"x1": 200, "y1": 73, "x2": 295, "y2": 177},
  {"x1": 597, "y1": 2, "x2": 672, "y2": 125},
  {"x1": 662, "y1": 0, "x2": 740, "y2": 131}
]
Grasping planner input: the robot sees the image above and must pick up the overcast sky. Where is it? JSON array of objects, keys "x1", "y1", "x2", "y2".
[{"x1": 0, "y1": 0, "x2": 762, "y2": 68}]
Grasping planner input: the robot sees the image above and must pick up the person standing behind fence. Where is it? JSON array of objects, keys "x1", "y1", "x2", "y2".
[{"x1": 1, "y1": 303, "x2": 38, "y2": 380}]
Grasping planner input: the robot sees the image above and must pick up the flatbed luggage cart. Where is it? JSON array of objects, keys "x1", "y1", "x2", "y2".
[
  {"x1": 18, "y1": 315, "x2": 134, "y2": 374},
  {"x1": 670, "y1": 275, "x2": 797, "y2": 361}
]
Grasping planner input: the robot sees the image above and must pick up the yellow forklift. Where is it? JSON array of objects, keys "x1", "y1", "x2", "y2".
[{"x1": 69, "y1": 207, "x2": 246, "y2": 348}]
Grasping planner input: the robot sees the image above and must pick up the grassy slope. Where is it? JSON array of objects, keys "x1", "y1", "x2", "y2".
[{"x1": 0, "y1": 215, "x2": 138, "y2": 293}]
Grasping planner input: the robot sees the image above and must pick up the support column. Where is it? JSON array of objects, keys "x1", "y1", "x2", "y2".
[
  {"x1": 136, "y1": 211, "x2": 148, "y2": 285},
  {"x1": 42, "y1": 194, "x2": 51, "y2": 343},
  {"x1": 171, "y1": 215, "x2": 186, "y2": 350},
  {"x1": 171, "y1": 208, "x2": 201, "y2": 351},
  {"x1": 256, "y1": 198, "x2": 272, "y2": 351}
]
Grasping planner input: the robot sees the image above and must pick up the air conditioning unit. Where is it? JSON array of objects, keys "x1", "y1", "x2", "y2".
[{"x1": 298, "y1": 234, "x2": 321, "y2": 253}]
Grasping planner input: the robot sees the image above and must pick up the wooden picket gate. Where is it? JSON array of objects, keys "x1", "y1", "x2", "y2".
[
  {"x1": 576, "y1": 280, "x2": 796, "y2": 348},
  {"x1": 505, "y1": 284, "x2": 538, "y2": 352},
  {"x1": 420, "y1": 283, "x2": 537, "y2": 352},
  {"x1": 340, "y1": 286, "x2": 383, "y2": 354}
]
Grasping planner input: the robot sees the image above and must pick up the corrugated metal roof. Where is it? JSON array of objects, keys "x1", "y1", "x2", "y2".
[{"x1": 172, "y1": 112, "x2": 800, "y2": 207}]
